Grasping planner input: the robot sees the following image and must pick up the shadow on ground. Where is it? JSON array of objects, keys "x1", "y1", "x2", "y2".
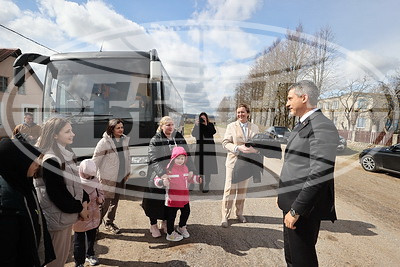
[
  {"x1": 97, "y1": 259, "x2": 188, "y2": 267},
  {"x1": 321, "y1": 219, "x2": 377, "y2": 236},
  {"x1": 97, "y1": 216, "x2": 284, "y2": 256},
  {"x1": 94, "y1": 215, "x2": 377, "y2": 259}
]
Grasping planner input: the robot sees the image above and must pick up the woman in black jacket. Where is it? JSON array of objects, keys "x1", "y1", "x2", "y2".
[
  {"x1": 0, "y1": 136, "x2": 55, "y2": 267},
  {"x1": 142, "y1": 116, "x2": 196, "y2": 238},
  {"x1": 191, "y1": 112, "x2": 218, "y2": 193}
]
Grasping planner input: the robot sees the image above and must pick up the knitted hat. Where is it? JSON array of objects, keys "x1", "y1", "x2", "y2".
[
  {"x1": 167, "y1": 146, "x2": 187, "y2": 169},
  {"x1": 79, "y1": 159, "x2": 97, "y2": 179}
]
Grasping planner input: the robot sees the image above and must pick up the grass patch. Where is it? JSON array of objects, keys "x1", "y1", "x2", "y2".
[{"x1": 184, "y1": 123, "x2": 194, "y2": 136}]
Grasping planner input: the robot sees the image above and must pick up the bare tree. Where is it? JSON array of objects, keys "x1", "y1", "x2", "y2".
[
  {"x1": 305, "y1": 25, "x2": 338, "y2": 94},
  {"x1": 216, "y1": 96, "x2": 235, "y2": 124},
  {"x1": 234, "y1": 24, "x2": 310, "y2": 127},
  {"x1": 333, "y1": 77, "x2": 373, "y2": 130},
  {"x1": 233, "y1": 23, "x2": 340, "y2": 129},
  {"x1": 378, "y1": 73, "x2": 400, "y2": 133}
]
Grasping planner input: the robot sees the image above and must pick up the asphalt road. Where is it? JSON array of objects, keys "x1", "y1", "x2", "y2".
[{"x1": 65, "y1": 145, "x2": 400, "y2": 267}]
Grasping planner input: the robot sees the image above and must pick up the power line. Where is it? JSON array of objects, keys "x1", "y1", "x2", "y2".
[{"x1": 0, "y1": 24, "x2": 59, "y2": 53}]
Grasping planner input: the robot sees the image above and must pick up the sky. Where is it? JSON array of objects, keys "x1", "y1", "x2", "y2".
[{"x1": 1, "y1": 0, "x2": 400, "y2": 115}]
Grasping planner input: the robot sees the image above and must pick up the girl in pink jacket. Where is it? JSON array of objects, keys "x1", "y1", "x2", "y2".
[
  {"x1": 73, "y1": 159, "x2": 104, "y2": 266},
  {"x1": 154, "y1": 146, "x2": 201, "y2": 241}
]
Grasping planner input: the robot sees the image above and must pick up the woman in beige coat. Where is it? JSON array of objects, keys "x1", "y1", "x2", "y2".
[
  {"x1": 92, "y1": 119, "x2": 130, "y2": 234},
  {"x1": 221, "y1": 104, "x2": 259, "y2": 228}
]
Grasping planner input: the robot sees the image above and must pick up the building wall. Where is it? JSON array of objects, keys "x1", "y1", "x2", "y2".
[
  {"x1": 318, "y1": 93, "x2": 392, "y2": 133},
  {"x1": 0, "y1": 56, "x2": 42, "y2": 138}
]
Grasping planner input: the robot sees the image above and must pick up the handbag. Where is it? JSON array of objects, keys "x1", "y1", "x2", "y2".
[
  {"x1": 232, "y1": 153, "x2": 263, "y2": 184},
  {"x1": 246, "y1": 133, "x2": 283, "y2": 159}
]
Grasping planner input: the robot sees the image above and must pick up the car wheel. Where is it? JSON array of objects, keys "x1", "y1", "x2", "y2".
[{"x1": 361, "y1": 155, "x2": 377, "y2": 172}]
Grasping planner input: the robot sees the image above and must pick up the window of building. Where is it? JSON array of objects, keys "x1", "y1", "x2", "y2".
[
  {"x1": 324, "y1": 102, "x2": 330, "y2": 110},
  {"x1": 357, "y1": 98, "x2": 368, "y2": 109},
  {"x1": 386, "y1": 119, "x2": 399, "y2": 131},
  {"x1": 356, "y1": 117, "x2": 367, "y2": 128},
  {"x1": 18, "y1": 84, "x2": 26, "y2": 95},
  {"x1": 332, "y1": 100, "x2": 339, "y2": 110},
  {"x1": 0, "y1": 76, "x2": 8, "y2": 92}
]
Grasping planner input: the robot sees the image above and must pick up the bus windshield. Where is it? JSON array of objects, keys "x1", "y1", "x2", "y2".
[
  {"x1": 15, "y1": 50, "x2": 184, "y2": 179},
  {"x1": 43, "y1": 57, "x2": 158, "y2": 148},
  {"x1": 44, "y1": 58, "x2": 152, "y2": 123}
]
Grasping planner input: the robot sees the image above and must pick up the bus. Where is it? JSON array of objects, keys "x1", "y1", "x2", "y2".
[{"x1": 13, "y1": 49, "x2": 184, "y2": 180}]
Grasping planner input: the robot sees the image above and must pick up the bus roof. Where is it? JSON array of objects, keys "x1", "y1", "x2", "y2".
[{"x1": 50, "y1": 51, "x2": 151, "y2": 61}]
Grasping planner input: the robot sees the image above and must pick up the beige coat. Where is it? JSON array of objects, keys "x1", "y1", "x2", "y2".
[
  {"x1": 222, "y1": 120, "x2": 259, "y2": 168},
  {"x1": 92, "y1": 132, "x2": 130, "y2": 198}
]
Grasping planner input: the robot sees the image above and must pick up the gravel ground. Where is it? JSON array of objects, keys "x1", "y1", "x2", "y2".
[{"x1": 64, "y1": 148, "x2": 400, "y2": 267}]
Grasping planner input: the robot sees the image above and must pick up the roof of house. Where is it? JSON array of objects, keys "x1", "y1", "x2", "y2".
[
  {"x1": 0, "y1": 48, "x2": 22, "y2": 62},
  {"x1": 0, "y1": 48, "x2": 43, "y2": 90}
]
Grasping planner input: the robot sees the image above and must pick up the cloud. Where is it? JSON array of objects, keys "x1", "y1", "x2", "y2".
[
  {"x1": 183, "y1": 83, "x2": 212, "y2": 114},
  {"x1": 342, "y1": 49, "x2": 400, "y2": 81},
  {"x1": 0, "y1": 0, "x2": 20, "y2": 23},
  {"x1": 0, "y1": 0, "x2": 265, "y2": 115},
  {"x1": 190, "y1": 0, "x2": 262, "y2": 59},
  {"x1": 38, "y1": 0, "x2": 134, "y2": 37},
  {"x1": 179, "y1": 0, "x2": 264, "y2": 113},
  {"x1": 0, "y1": 0, "x2": 64, "y2": 51},
  {"x1": 194, "y1": 0, "x2": 262, "y2": 21}
]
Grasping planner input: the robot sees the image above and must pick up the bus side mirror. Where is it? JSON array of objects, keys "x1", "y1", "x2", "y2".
[
  {"x1": 14, "y1": 66, "x2": 25, "y2": 87},
  {"x1": 150, "y1": 61, "x2": 161, "y2": 82}
]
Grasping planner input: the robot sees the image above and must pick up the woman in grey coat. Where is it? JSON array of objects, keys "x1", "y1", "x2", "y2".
[{"x1": 92, "y1": 119, "x2": 130, "y2": 234}]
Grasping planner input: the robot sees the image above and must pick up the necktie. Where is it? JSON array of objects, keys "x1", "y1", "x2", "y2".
[
  {"x1": 293, "y1": 121, "x2": 302, "y2": 131},
  {"x1": 241, "y1": 123, "x2": 248, "y2": 141}
]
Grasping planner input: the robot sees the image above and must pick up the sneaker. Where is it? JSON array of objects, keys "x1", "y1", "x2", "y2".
[
  {"x1": 237, "y1": 215, "x2": 247, "y2": 223},
  {"x1": 86, "y1": 255, "x2": 99, "y2": 266},
  {"x1": 166, "y1": 231, "x2": 183, "y2": 242},
  {"x1": 150, "y1": 224, "x2": 161, "y2": 238},
  {"x1": 221, "y1": 218, "x2": 229, "y2": 228},
  {"x1": 76, "y1": 264, "x2": 84, "y2": 267},
  {"x1": 105, "y1": 223, "x2": 121, "y2": 234},
  {"x1": 160, "y1": 220, "x2": 167, "y2": 234},
  {"x1": 202, "y1": 183, "x2": 209, "y2": 193},
  {"x1": 176, "y1": 226, "x2": 190, "y2": 238}
]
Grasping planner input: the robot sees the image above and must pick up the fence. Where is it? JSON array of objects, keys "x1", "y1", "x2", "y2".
[{"x1": 338, "y1": 130, "x2": 395, "y2": 146}]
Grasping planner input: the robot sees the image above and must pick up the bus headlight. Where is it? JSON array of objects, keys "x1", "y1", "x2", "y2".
[{"x1": 131, "y1": 156, "x2": 148, "y2": 164}]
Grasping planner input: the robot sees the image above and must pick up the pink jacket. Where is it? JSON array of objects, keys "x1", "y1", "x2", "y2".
[
  {"x1": 73, "y1": 186, "x2": 104, "y2": 232},
  {"x1": 73, "y1": 159, "x2": 105, "y2": 232},
  {"x1": 154, "y1": 164, "x2": 200, "y2": 208},
  {"x1": 154, "y1": 146, "x2": 200, "y2": 208}
]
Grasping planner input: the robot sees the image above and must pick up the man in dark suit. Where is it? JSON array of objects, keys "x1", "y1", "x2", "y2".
[{"x1": 278, "y1": 80, "x2": 339, "y2": 266}]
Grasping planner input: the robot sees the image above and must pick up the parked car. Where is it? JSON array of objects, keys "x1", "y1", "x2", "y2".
[
  {"x1": 337, "y1": 135, "x2": 347, "y2": 152},
  {"x1": 359, "y1": 144, "x2": 400, "y2": 174},
  {"x1": 265, "y1": 126, "x2": 291, "y2": 143}
]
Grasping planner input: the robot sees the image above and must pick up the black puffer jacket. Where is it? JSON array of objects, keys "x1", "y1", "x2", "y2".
[
  {"x1": 0, "y1": 138, "x2": 55, "y2": 267},
  {"x1": 142, "y1": 131, "x2": 196, "y2": 219}
]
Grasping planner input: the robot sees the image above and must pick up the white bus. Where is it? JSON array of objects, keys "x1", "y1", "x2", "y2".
[{"x1": 14, "y1": 49, "x2": 184, "y2": 180}]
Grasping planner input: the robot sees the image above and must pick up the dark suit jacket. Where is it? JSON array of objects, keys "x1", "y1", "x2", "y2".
[{"x1": 278, "y1": 110, "x2": 339, "y2": 222}]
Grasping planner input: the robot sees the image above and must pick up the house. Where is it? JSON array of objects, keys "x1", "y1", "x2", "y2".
[
  {"x1": 318, "y1": 92, "x2": 397, "y2": 132},
  {"x1": 319, "y1": 92, "x2": 399, "y2": 145},
  {"x1": 0, "y1": 48, "x2": 43, "y2": 139}
]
